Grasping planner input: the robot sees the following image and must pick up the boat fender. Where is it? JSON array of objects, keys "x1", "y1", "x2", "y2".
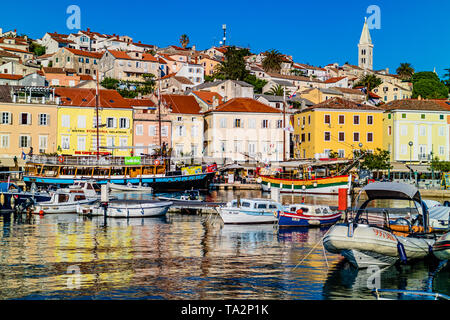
[
  {"x1": 127, "y1": 182, "x2": 132, "y2": 187},
  {"x1": 428, "y1": 245, "x2": 433, "y2": 255},
  {"x1": 296, "y1": 209, "x2": 303, "y2": 215},
  {"x1": 444, "y1": 201, "x2": 450, "y2": 207},
  {"x1": 347, "y1": 223, "x2": 354, "y2": 237},
  {"x1": 397, "y1": 242, "x2": 407, "y2": 264}
]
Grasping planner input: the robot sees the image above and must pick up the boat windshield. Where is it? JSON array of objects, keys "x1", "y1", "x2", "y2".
[{"x1": 58, "y1": 193, "x2": 70, "y2": 203}]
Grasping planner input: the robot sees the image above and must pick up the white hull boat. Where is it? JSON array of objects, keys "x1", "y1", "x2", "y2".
[
  {"x1": 109, "y1": 183, "x2": 153, "y2": 193},
  {"x1": 433, "y1": 233, "x2": 450, "y2": 261},
  {"x1": 217, "y1": 198, "x2": 282, "y2": 224},
  {"x1": 323, "y1": 182, "x2": 436, "y2": 269},
  {"x1": 34, "y1": 190, "x2": 98, "y2": 214},
  {"x1": 324, "y1": 224, "x2": 434, "y2": 268},
  {"x1": 77, "y1": 199, "x2": 172, "y2": 218}
]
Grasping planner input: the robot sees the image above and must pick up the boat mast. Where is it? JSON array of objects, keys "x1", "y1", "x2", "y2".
[
  {"x1": 158, "y1": 64, "x2": 162, "y2": 156},
  {"x1": 283, "y1": 87, "x2": 286, "y2": 162},
  {"x1": 96, "y1": 69, "x2": 100, "y2": 160}
]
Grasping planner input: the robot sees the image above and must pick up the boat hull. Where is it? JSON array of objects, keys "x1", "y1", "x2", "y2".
[
  {"x1": 79, "y1": 200, "x2": 172, "y2": 218},
  {"x1": 433, "y1": 233, "x2": 450, "y2": 261},
  {"x1": 34, "y1": 199, "x2": 97, "y2": 214},
  {"x1": 217, "y1": 207, "x2": 278, "y2": 224},
  {"x1": 24, "y1": 172, "x2": 215, "y2": 192},
  {"x1": 260, "y1": 175, "x2": 351, "y2": 195},
  {"x1": 278, "y1": 211, "x2": 342, "y2": 227},
  {"x1": 324, "y1": 224, "x2": 435, "y2": 269}
]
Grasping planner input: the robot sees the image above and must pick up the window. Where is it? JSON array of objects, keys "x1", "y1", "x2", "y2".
[
  {"x1": 324, "y1": 132, "x2": 331, "y2": 141},
  {"x1": 219, "y1": 118, "x2": 227, "y2": 128},
  {"x1": 0, "y1": 135, "x2": 9, "y2": 148},
  {"x1": 77, "y1": 115, "x2": 86, "y2": 128},
  {"x1": 421, "y1": 114, "x2": 426, "y2": 119},
  {"x1": 191, "y1": 125, "x2": 198, "y2": 137},
  {"x1": 1, "y1": 112, "x2": 11, "y2": 125},
  {"x1": 367, "y1": 115, "x2": 373, "y2": 125},
  {"x1": 135, "y1": 124, "x2": 143, "y2": 136},
  {"x1": 324, "y1": 114, "x2": 331, "y2": 124},
  {"x1": 177, "y1": 116, "x2": 183, "y2": 122},
  {"x1": 234, "y1": 119, "x2": 242, "y2": 128},
  {"x1": 19, "y1": 135, "x2": 30, "y2": 148},
  {"x1": 338, "y1": 132, "x2": 345, "y2": 141},
  {"x1": 308, "y1": 133, "x2": 311, "y2": 141},
  {"x1": 176, "y1": 125, "x2": 185, "y2": 137},
  {"x1": 20, "y1": 113, "x2": 31, "y2": 125},
  {"x1": 402, "y1": 113, "x2": 406, "y2": 119},
  {"x1": 439, "y1": 126, "x2": 445, "y2": 137},
  {"x1": 440, "y1": 115, "x2": 445, "y2": 120},
  {"x1": 61, "y1": 115, "x2": 70, "y2": 127},
  {"x1": 61, "y1": 136, "x2": 70, "y2": 150},
  {"x1": 439, "y1": 146, "x2": 445, "y2": 156},
  {"x1": 400, "y1": 125, "x2": 407, "y2": 136},
  {"x1": 248, "y1": 119, "x2": 256, "y2": 128},
  {"x1": 276, "y1": 120, "x2": 283, "y2": 128},
  {"x1": 388, "y1": 126, "x2": 392, "y2": 136},
  {"x1": 367, "y1": 132, "x2": 373, "y2": 142},
  {"x1": 106, "y1": 117, "x2": 116, "y2": 128},
  {"x1": 119, "y1": 137, "x2": 128, "y2": 147},
  {"x1": 353, "y1": 132, "x2": 360, "y2": 142},
  {"x1": 106, "y1": 136, "x2": 115, "y2": 147},
  {"x1": 76, "y1": 136, "x2": 86, "y2": 151},
  {"x1": 338, "y1": 150, "x2": 345, "y2": 158},
  {"x1": 353, "y1": 115, "x2": 359, "y2": 125},
  {"x1": 51, "y1": 79, "x2": 60, "y2": 86},
  {"x1": 308, "y1": 115, "x2": 311, "y2": 125},
  {"x1": 262, "y1": 120, "x2": 269, "y2": 128},
  {"x1": 419, "y1": 126, "x2": 426, "y2": 136},
  {"x1": 161, "y1": 125, "x2": 168, "y2": 137},
  {"x1": 119, "y1": 118, "x2": 129, "y2": 129},
  {"x1": 400, "y1": 144, "x2": 407, "y2": 155},
  {"x1": 338, "y1": 115, "x2": 345, "y2": 124}
]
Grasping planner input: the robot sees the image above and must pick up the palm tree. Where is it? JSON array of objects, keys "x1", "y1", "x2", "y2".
[
  {"x1": 262, "y1": 49, "x2": 284, "y2": 73},
  {"x1": 265, "y1": 84, "x2": 289, "y2": 96},
  {"x1": 179, "y1": 34, "x2": 189, "y2": 49},
  {"x1": 396, "y1": 63, "x2": 414, "y2": 81},
  {"x1": 354, "y1": 74, "x2": 383, "y2": 101}
]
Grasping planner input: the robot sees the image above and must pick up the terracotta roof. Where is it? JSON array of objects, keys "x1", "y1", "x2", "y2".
[
  {"x1": 332, "y1": 87, "x2": 365, "y2": 95},
  {"x1": 381, "y1": 99, "x2": 450, "y2": 112},
  {"x1": 307, "y1": 97, "x2": 382, "y2": 111},
  {"x1": 42, "y1": 67, "x2": 76, "y2": 74},
  {"x1": 0, "y1": 50, "x2": 20, "y2": 59},
  {"x1": 54, "y1": 88, "x2": 131, "y2": 108},
  {"x1": 173, "y1": 76, "x2": 194, "y2": 85},
  {"x1": 124, "y1": 98, "x2": 156, "y2": 107},
  {"x1": 267, "y1": 71, "x2": 321, "y2": 83},
  {"x1": 161, "y1": 94, "x2": 201, "y2": 114},
  {"x1": 324, "y1": 76, "x2": 347, "y2": 84},
  {"x1": 79, "y1": 74, "x2": 94, "y2": 81},
  {"x1": 0, "y1": 46, "x2": 32, "y2": 54},
  {"x1": 0, "y1": 74, "x2": 22, "y2": 80},
  {"x1": 206, "y1": 98, "x2": 283, "y2": 114},
  {"x1": 64, "y1": 47, "x2": 103, "y2": 59},
  {"x1": 430, "y1": 99, "x2": 450, "y2": 111},
  {"x1": 142, "y1": 53, "x2": 158, "y2": 62},
  {"x1": 108, "y1": 50, "x2": 132, "y2": 60},
  {"x1": 192, "y1": 91, "x2": 223, "y2": 105}
]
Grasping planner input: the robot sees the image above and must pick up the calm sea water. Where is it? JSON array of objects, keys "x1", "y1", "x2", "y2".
[{"x1": 0, "y1": 190, "x2": 448, "y2": 300}]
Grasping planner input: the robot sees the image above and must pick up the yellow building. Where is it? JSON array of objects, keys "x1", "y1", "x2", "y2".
[
  {"x1": 293, "y1": 97, "x2": 384, "y2": 159},
  {"x1": 382, "y1": 99, "x2": 450, "y2": 162},
  {"x1": 55, "y1": 88, "x2": 133, "y2": 156},
  {"x1": 373, "y1": 80, "x2": 413, "y2": 103},
  {"x1": 299, "y1": 87, "x2": 343, "y2": 104}
]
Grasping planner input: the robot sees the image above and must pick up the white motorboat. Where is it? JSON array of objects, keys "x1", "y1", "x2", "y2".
[
  {"x1": 61, "y1": 180, "x2": 101, "y2": 198},
  {"x1": 34, "y1": 189, "x2": 98, "y2": 214},
  {"x1": 109, "y1": 182, "x2": 153, "y2": 193},
  {"x1": 323, "y1": 182, "x2": 436, "y2": 269},
  {"x1": 217, "y1": 198, "x2": 283, "y2": 224},
  {"x1": 158, "y1": 189, "x2": 202, "y2": 202},
  {"x1": 77, "y1": 199, "x2": 172, "y2": 218}
]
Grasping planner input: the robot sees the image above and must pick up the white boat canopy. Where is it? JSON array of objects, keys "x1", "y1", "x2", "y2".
[{"x1": 361, "y1": 182, "x2": 421, "y2": 202}]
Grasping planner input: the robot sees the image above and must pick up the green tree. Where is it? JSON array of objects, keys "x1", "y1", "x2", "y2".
[
  {"x1": 360, "y1": 148, "x2": 392, "y2": 177},
  {"x1": 243, "y1": 74, "x2": 267, "y2": 94},
  {"x1": 179, "y1": 34, "x2": 189, "y2": 48},
  {"x1": 214, "y1": 46, "x2": 250, "y2": 81},
  {"x1": 412, "y1": 79, "x2": 449, "y2": 99},
  {"x1": 411, "y1": 71, "x2": 440, "y2": 84},
  {"x1": 100, "y1": 77, "x2": 120, "y2": 89},
  {"x1": 430, "y1": 157, "x2": 450, "y2": 172},
  {"x1": 396, "y1": 63, "x2": 414, "y2": 81},
  {"x1": 29, "y1": 42, "x2": 46, "y2": 56},
  {"x1": 261, "y1": 49, "x2": 284, "y2": 73},
  {"x1": 353, "y1": 74, "x2": 383, "y2": 101}
]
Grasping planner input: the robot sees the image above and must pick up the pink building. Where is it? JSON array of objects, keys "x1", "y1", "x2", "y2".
[{"x1": 128, "y1": 98, "x2": 172, "y2": 156}]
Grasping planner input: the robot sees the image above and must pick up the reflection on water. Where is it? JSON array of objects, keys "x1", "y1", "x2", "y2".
[{"x1": 0, "y1": 190, "x2": 448, "y2": 300}]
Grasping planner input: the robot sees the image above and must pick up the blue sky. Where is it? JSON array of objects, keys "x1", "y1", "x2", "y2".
[{"x1": 4, "y1": 0, "x2": 450, "y2": 78}]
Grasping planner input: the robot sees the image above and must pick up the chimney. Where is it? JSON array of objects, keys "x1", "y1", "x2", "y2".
[
  {"x1": 386, "y1": 67, "x2": 389, "y2": 74},
  {"x1": 212, "y1": 96, "x2": 219, "y2": 109},
  {"x1": 192, "y1": 45, "x2": 196, "y2": 52},
  {"x1": 301, "y1": 99, "x2": 306, "y2": 111}
]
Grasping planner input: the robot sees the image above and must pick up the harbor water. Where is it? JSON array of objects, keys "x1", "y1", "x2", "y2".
[{"x1": 0, "y1": 190, "x2": 448, "y2": 300}]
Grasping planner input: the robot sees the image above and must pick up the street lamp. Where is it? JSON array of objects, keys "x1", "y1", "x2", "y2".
[{"x1": 408, "y1": 141, "x2": 413, "y2": 181}]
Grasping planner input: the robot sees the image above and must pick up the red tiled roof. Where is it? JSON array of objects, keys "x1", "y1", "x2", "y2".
[
  {"x1": 324, "y1": 76, "x2": 346, "y2": 84},
  {"x1": 381, "y1": 99, "x2": 450, "y2": 112},
  {"x1": 124, "y1": 98, "x2": 156, "y2": 107},
  {"x1": 192, "y1": 91, "x2": 223, "y2": 105},
  {"x1": 307, "y1": 97, "x2": 382, "y2": 111},
  {"x1": 0, "y1": 46, "x2": 32, "y2": 54},
  {"x1": 161, "y1": 94, "x2": 202, "y2": 114},
  {"x1": 64, "y1": 47, "x2": 103, "y2": 59},
  {"x1": 207, "y1": 98, "x2": 283, "y2": 114},
  {"x1": 42, "y1": 67, "x2": 77, "y2": 74},
  {"x1": 79, "y1": 74, "x2": 94, "y2": 81},
  {"x1": 0, "y1": 74, "x2": 22, "y2": 80},
  {"x1": 108, "y1": 50, "x2": 132, "y2": 60},
  {"x1": 54, "y1": 88, "x2": 132, "y2": 108}
]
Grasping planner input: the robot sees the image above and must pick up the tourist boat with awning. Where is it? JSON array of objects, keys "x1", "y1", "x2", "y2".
[
  {"x1": 323, "y1": 182, "x2": 436, "y2": 269},
  {"x1": 23, "y1": 155, "x2": 217, "y2": 192},
  {"x1": 217, "y1": 198, "x2": 283, "y2": 224},
  {"x1": 258, "y1": 158, "x2": 355, "y2": 195},
  {"x1": 277, "y1": 203, "x2": 342, "y2": 227}
]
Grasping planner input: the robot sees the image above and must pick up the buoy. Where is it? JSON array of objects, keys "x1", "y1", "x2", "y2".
[
  {"x1": 296, "y1": 209, "x2": 303, "y2": 215},
  {"x1": 39, "y1": 210, "x2": 45, "y2": 216},
  {"x1": 58, "y1": 155, "x2": 65, "y2": 163},
  {"x1": 397, "y1": 242, "x2": 407, "y2": 263},
  {"x1": 154, "y1": 159, "x2": 161, "y2": 166}
]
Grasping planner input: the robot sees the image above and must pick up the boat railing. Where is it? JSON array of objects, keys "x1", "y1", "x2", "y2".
[
  {"x1": 348, "y1": 209, "x2": 390, "y2": 229},
  {"x1": 26, "y1": 155, "x2": 162, "y2": 166}
]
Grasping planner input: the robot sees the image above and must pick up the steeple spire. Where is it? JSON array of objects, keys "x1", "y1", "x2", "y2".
[
  {"x1": 359, "y1": 17, "x2": 372, "y2": 45},
  {"x1": 358, "y1": 17, "x2": 374, "y2": 70}
]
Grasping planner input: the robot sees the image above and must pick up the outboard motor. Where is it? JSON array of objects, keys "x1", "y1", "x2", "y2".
[{"x1": 15, "y1": 197, "x2": 35, "y2": 214}]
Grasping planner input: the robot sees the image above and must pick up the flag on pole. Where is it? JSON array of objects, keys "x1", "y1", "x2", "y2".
[
  {"x1": 284, "y1": 120, "x2": 294, "y2": 132},
  {"x1": 288, "y1": 92, "x2": 297, "y2": 99},
  {"x1": 21, "y1": 151, "x2": 26, "y2": 160}
]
